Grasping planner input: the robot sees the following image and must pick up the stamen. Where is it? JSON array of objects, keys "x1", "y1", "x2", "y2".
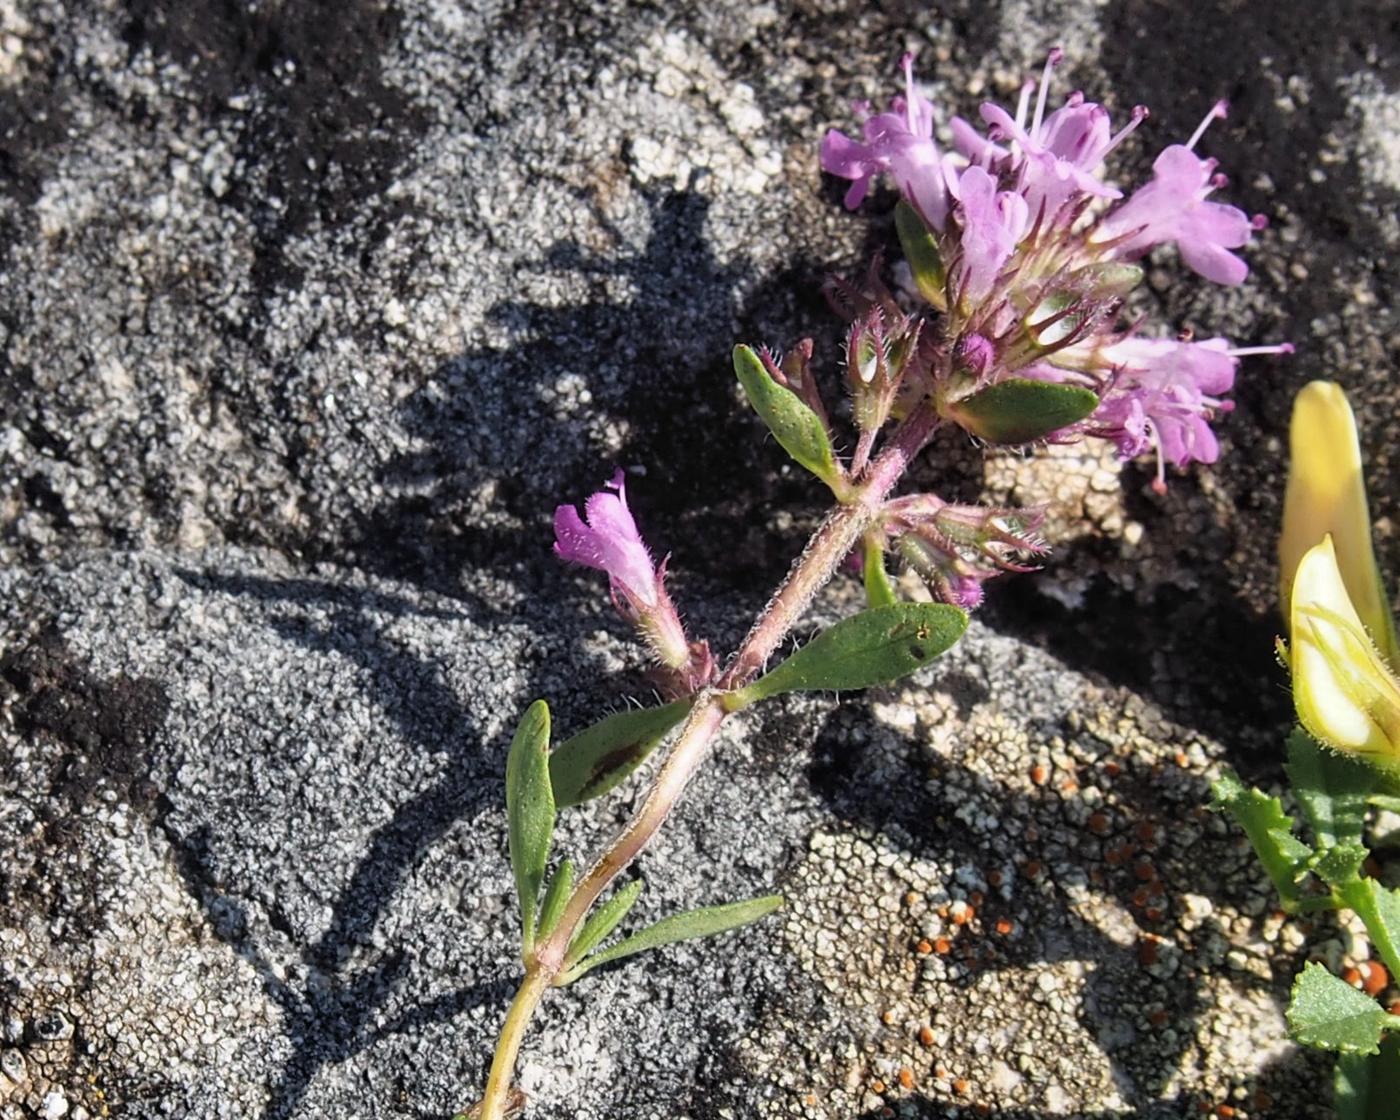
[
  {"x1": 1251, "y1": 213, "x2": 1269, "y2": 230},
  {"x1": 1033, "y1": 47, "x2": 1063, "y2": 134},
  {"x1": 1187, "y1": 99, "x2": 1229, "y2": 150},
  {"x1": 1209, "y1": 172, "x2": 1229, "y2": 190},
  {"x1": 1102, "y1": 105, "x2": 1149, "y2": 158},
  {"x1": 901, "y1": 52, "x2": 919, "y2": 132},
  {"x1": 1227, "y1": 342, "x2": 1295, "y2": 357},
  {"x1": 1014, "y1": 80, "x2": 1034, "y2": 132}
]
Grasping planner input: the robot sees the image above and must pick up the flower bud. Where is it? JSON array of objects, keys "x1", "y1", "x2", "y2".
[
  {"x1": 1286, "y1": 535, "x2": 1400, "y2": 768},
  {"x1": 1280, "y1": 381, "x2": 1397, "y2": 667}
]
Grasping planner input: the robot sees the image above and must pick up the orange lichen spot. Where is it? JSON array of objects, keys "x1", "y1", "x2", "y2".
[
  {"x1": 905, "y1": 891, "x2": 921, "y2": 907},
  {"x1": 1088, "y1": 811, "x2": 1112, "y2": 836},
  {"x1": 937, "y1": 904, "x2": 950, "y2": 918},
  {"x1": 916, "y1": 938, "x2": 933, "y2": 955},
  {"x1": 1059, "y1": 778, "x2": 1080, "y2": 795},
  {"x1": 1103, "y1": 760, "x2": 1122, "y2": 777},
  {"x1": 1362, "y1": 960, "x2": 1389, "y2": 997},
  {"x1": 1215, "y1": 1105, "x2": 1236, "y2": 1119},
  {"x1": 1174, "y1": 751, "x2": 1190, "y2": 768},
  {"x1": 950, "y1": 903, "x2": 974, "y2": 926},
  {"x1": 882, "y1": 1009, "x2": 897, "y2": 1026},
  {"x1": 898, "y1": 1067, "x2": 915, "y2": 1090},
  {"x1": 870, "y1": 1078, "x2": 887, "y2": 1094},
  {"x1": 1344, "y1": 966, "x2": 1364, "y2": 989},
  {"x1": 1030, "y1": 763, "x2": 1049, "y2": 785},
  {"x1": 953, "y1": 1078, "x2": 971, "y2": 1096},
  {"x1": 918, "y1": 1025, "x2": 936, "y2": 1047},
  {"x1": 934, "y1": 937, "x2": 952, "y2": 954},
  {"x1": 994, "y1": 917, "x2": 1014, "y2": 936}
]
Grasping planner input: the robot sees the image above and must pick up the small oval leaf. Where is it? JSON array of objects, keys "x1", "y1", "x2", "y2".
[
  {"x1": 505, "y1": 700, "x2": 555, "y2": 955},
  {"x1": 894, "y1": 201, "x2": 947, "y2": 311},
  {"x1": 550, "y1": 700, "x2": 693, "y2": 808},
  {"x1": 536, "y1": 859, "x2": 575, "y2": 942},
  {"x1": 560, "y1": 894, "x2": 783, "y2": 984},
  {"x1": 948, "y1": 378, "x2": 1099, "y2": 445},
  {"x1": 735, "y1": 603, "x2": 967, "y2": 706},
  {"x1": 1288, "y1": 962, "x2": 1398, "y2": 1054},
  {"x1": 733, "y1": 345, "x2": 843, "y2": 491},
  {"x1": 561, "y1": 879, "x2": 643, "y2": 976}
]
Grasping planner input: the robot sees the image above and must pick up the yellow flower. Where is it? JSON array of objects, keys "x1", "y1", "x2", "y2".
[
  {"x1": 1279, "y1": 381, "x2": 1398, "y2": 668},
  {"x1": 1286, "y1": 535, "x2": 1400, "y2": 767}
]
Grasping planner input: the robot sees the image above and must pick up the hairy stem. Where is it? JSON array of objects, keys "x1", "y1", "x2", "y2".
[{"x1": 474, "y1": 399, "x2": 942, "y2": 1115}]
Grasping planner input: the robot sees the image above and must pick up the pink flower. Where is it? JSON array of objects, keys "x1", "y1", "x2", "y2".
[
  {"x1": 1092, "y1": 103, "x2": 1258, "y2": 285},
  {"x1": 951, "y1": 165, "x2": 1029, "y2": 303},
  {"x1": 554, "y1": 470, "x2": 661, "y2": 608},
  {"x1": 820, "y1": 53, "x2": 956, "y2": 228}
]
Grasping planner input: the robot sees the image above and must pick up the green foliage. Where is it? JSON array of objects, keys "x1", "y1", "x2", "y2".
[
  {"x1": 506, "y1": 700, "x2": 555, "y2": 956},
  {"x1": 549, "y1": 701, "x2": 692, "y2": 808},
  {"x1": 560, "y1": 880, "x2": 644, "y2": 979},
  {"x1": 559, "y1": 895, "x2": 784, "y2": 984},
  {"x1": 1288, "y1": 963, "x2": 1400, "y2": 1054},
  {"x1": 1210, "y1": 771, "x2": 1312, "y2": 905},
  {"x1": 862, "y1": 534, "x2": 897, "y2": 608},
  {"x1": 894, "y1": 201, "x2": 946, "y2": 311},
  {"x1": 946, "y1": 377, "x2": 1099, "y2": 445},
  {"x1": 732, "y1": 345, "x2": 844, "y2": 494},
  {"x1": 732, "y1": 603, "x2": 967, "y2": 707},
  {"x1": 1341, "y1": 878, "x2": 1400, "y2": 982},
  {"x1": 1336, "y1": 1037, "x2": 1400, "y2": 1120},
  {"x1": 1286, "y1": 728, "x2": 1377, "y2": 847},
  {"x1": 536, "y1": 859, "x2": 575, "y2": 942}
]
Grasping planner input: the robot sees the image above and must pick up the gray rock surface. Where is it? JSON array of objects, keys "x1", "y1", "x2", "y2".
[{"x1": 2, "y1": 1, "x2": 1398, "y2": 1117}]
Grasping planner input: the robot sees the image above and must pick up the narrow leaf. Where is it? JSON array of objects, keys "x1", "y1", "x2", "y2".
[
  {"x1": 734, "y1": 603, "x2": 967, "y2": 707},
  {"x1": 863, "y1": 534, "x2": 897, "y2": 609},
  {"x1": 1286, "y1": 726, "x2": 1377, "y2": 847},
  {"x1": 1337, "y1": 1037, "x2": 1400, "y2": 1120},
  {"x1": 536, "y1": 859, "x2": 575, "y2": 942},
  {"x1": 561, "y1": 879, "x2": 643, "y2": 976},
  {"x1": 733, "y1": 345, "x2": 843, "y2": 491},
  {"x1": 948, "y1": 378, "x2": 1100, "y2": 445},
  {"x1": 894, "y1": 200, "x2": 947, "y2": 311},
  {"x1": 505, "y1": 700, "x2": 555, "y2": 955},
  {"x1": 1210, "y1": 771, "x2": 1310, "y2": 905},
  {"x1": 1342, "y1": 878, "x2": 1400, "y2": 982},
  {"x1": 1288, "y1": 962, "x2": 1397, "y2": 1053},
  {"x1": 550, "y1": 700, "x2": 692, "y2": 808},
  {"x1": 561, "y1": 895, "x2": 783, "y2": 984}
]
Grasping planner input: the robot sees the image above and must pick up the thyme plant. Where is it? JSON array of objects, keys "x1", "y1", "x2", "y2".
[{"x1": 465, "y1": 49, "x2": 1290, "y2": 1119}]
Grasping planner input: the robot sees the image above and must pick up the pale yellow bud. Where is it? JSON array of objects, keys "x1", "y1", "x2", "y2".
[
  {"x1": 1288, "y1": 536, "x2": 1400, "y2": 767},
  {"x1": 1280, "y1": 381, "x2": 1397, "y2": 667}
]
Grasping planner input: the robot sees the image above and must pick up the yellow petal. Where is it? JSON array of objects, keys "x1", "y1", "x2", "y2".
[
  {"x1": 1280, "y1": 381, "x2": 1397, "y2": 667},
  {"x1": 1290, "y1": 536, "x2": 1400, "y2": 766}
]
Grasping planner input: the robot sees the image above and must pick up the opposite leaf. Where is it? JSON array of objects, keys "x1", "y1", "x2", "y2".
[
  {"x1": 1287, "y1": 962, "x2": 1399, "y2": 1054},
  {"x1": 550, "y1": 700, "x2": 692, "y2": 808},
  {"x1": 732, "y1": 345, "x2": 844, "y2": 493},
  {"x1": 894, "y1": 200, "x2": 947, "y2": 312},
  {"x1": 1336, "y1": 1036, "x2": 1400, "y2": 1120},
  {"x1": 733, "y1": 603, "x2": 967, "y2": 707},
  {"x1": 560, "y1": 879, "x2": 644, "y2": 978},
  {"x1": 560, "y1": 894, "x2": 783, "y2": 984},
  {"x1": 1210, "y1": 771, "x2": 1311, "y2": 905},
  {"x1": 946, "y1": 377, "x2": 1100, "y2": 445},
  {"x1": 1286, "y1": 726, "x2": 1377, "y2": 848},
  {"x1": 506, "y1": 700, "x2": 555, "y2": 955},
  {"x1": 536, "y1": 859, "x2": 575, "y2": 942}
]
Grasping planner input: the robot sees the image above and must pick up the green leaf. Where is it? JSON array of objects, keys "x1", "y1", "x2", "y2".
[
  {"x1": 1369, "y1": 794, "x2": 1400, "y2": 813},
  {"x1": 560, "y1": 895, "x2": 783, "y2": 984},
  {"x1": 862, "y1": 534, "x2": 897, "y2": 609},
  {"x1": 1288, "y1": 962, "x2": 1398, "y2": 1053},
  {"x1": 536, "y1": 859, "x2": 575, "y2": 942},
  {"x1": 1314, "y1": 843, "x2": 1369, "y2": 887},
  {"x1": 561, "y1": 879, "x2": 643, "y2": 977},
  {"x1": 1211, "y1": 771, "x2": 1311, "y2": 904},
  {"x1": 733, "y1": 345, "x2": 844, "y2": 492},
  {"x1": 1342, "y1": 878, "x2": 1400, "y2": 982},
  {"x1": 1337, "y1": 1036, "x2": 1400, "y2": 1120},
  {"x1": 549, "y1": 700, "x2": 692, "y2": 809},
  {"x1": 505, "y1": 700, "x2": 555, "y2": 955},
  {"x1": 1287, "y1": 727, "x2": 1377, "y2": 848},
  {"x1": 733, "y1": 603, "x2": 967, "y2": 707},
  {"x1": 894, "y1": 201, "x2": 947, "y2": 311},
  {"x1": 947, "y1": 378, "x2": 1100, "y2": 445}
]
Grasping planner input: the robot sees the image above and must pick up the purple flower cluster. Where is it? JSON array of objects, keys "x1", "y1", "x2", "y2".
[{"x1": 821, "y1": 51, "x2": 1290, "y2": 489}]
